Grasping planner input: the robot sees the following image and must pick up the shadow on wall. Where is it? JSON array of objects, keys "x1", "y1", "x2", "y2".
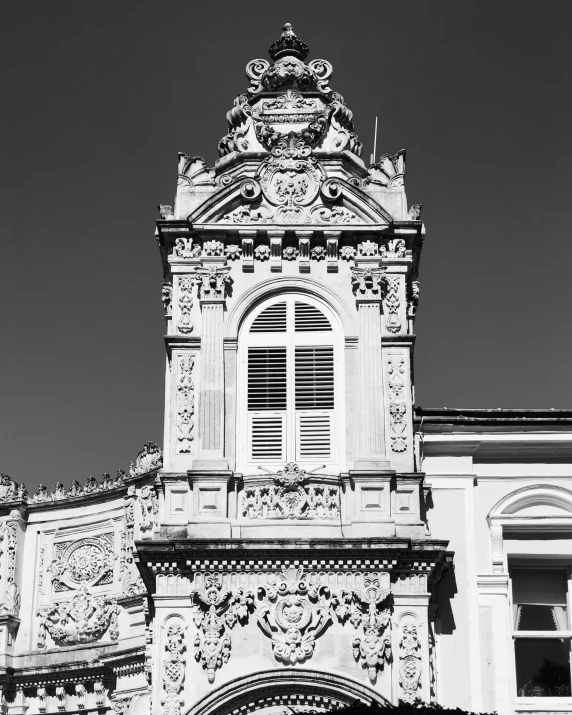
[{"x1": 436, "y1": 567, "x2": 457, "y2": 635}]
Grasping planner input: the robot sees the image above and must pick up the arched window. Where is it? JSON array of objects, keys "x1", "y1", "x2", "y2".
[{"x1": 238, "y1": 294, "x2": 342, "y2": 470}]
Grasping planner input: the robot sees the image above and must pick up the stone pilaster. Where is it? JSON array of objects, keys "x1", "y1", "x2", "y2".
[
  {"x1": 194, "y1": 262, "x2": 231, "y2": 469},
  {"x1": 351, "y1": 264, "x2": 391, "y2": 470}
]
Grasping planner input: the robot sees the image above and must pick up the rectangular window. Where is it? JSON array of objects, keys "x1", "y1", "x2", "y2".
[{"x1": 512, "y1": 567, "x2": 572, "y2": 697}]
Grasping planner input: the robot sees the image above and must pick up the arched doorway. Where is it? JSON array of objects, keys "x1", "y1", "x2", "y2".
[{"x1": 185, "y1": 668, "x2": 391, "y2": 715}]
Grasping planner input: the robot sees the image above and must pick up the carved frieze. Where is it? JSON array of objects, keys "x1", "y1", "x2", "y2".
[
  {"x1": 177, "y1": 355, "x2": 195, "y2": 453},
  {"x1": 37, "y1": 587, "x2": 120, "y2": 648},
  {"x1": 192, "y1": 574, "x2": 254, "y2": 683},
  {"x1": 257, "y1": 566, "x2": 331, "y2": 665},
  {"x1": 48, "y1": 533, "x2": 116, "y2": 592},
  {"x1": 177, "y1": 277, "x2": 194, "y2": 334},
  {"x1": 162, "y1": 621, "x2": 186, "y2": 715}
]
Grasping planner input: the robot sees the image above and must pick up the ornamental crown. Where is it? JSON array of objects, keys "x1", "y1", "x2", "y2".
[{"x1": 269, "y1": 23, "x2": 309, "y2": 61}]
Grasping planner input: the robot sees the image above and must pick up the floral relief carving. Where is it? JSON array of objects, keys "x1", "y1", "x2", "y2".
[
  {"x1": 257, "y1": 566, "x2": 331, "y2": 665},
  {"x1": 49, "y1": 534, "x2": 116, "y2": 592},
  {"x1": 387, "y1": 355, "x2": 408, "y2": 453},
  {"x1": 225, "y1": 244, "x2": 242, "y2": 260},
  {"x1": 339, "y1": 246, "x2": 356, "y2": 261},
  {"x1": 384, "y1": 276, "x2": 402, "y2": 333},
  {"x1": 203, "y1": 240, "x2": 224, "y2": 256},
  {"x1": 399, "y1": 621, "x2": 422, "y2": 703},
  {"x1": 222, "y1": 205, "x2": 272, "y2": 224},
  {"x1": 177, "y1": 355, "x2": 195, "y2": 454},
  {"x1": 195, "y1": 266, "x2": 231, "y2": 300},
  {"x1": 334, "y1": 574, "x2": 392, "y2": 682},
  {"x1": 359, "y1": 240, "x2": 377, "y2": 256},
  {"x1": 192, "y1": 574, "x2": 254, "y2": 683},
  {"x1": 380, "y1": 238, "x2": 406, "y2": 259},
  {"x1": 310, "y1": 206, "x2": 361, "y2": 224},
  {"x1": 162, "y1": 621, "x2": 186, "y2": 715},
  {"x1": 177, "y1": 277, "x2": 194, "y2": 334},
  {"x1": 311, "y1": 246, "x2": 326, "y2": 261},
  {"x1": 255, "y1": 245, "x2": 271, "y2": 260},
  {"x1": 37, "y1": 586, "x2": 120, "y2": 648},
  {"x1": 282, "y1": 246, "x2": 299, "y2": 260}
]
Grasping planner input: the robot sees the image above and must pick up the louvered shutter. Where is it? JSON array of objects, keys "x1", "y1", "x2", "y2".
[
  {"x1": 294, "y1": 302, "x2": 331, "y2": 332},
  {"x1": 250, "y1": 302, "x2": 287, "y2": 332},
  {"x1": 247, "y1": 347, "x2": 287, "y2": 461},
  {"x1": 294, "y1": 346, "x2": 334, "y2": 460}
]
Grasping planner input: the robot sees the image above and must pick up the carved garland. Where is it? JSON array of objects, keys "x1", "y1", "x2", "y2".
[
  {"x1": 177, "y1": 355, "x2": 195, "y2": 453},
  {"x1": 162, "y1": 621, "x2": 186, "y2": 715},
  {"x1": 387, "y1": 355, "x2": 408, "y2": 453}
]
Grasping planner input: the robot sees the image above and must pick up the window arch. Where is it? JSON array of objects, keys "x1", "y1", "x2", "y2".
[{"x1": 237, "y1": 294, "x2": 344, "y2": 471}]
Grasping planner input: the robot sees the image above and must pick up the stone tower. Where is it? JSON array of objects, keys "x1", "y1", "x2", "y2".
[{"x1": 143, "y1": 24, "x2": 451, "y2": 713}]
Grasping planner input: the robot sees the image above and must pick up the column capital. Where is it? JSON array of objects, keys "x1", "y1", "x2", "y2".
[
  {"x1": 195, "y1": 265, "x2": 232, "y2": 302},
  {"x1": 350, "y1": 266, "x2": 388, "y2": 301}
]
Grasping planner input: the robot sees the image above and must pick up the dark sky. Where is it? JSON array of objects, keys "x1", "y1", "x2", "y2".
[{"x1": 1, "y1": 2, "x2": 571, "y2": 491}]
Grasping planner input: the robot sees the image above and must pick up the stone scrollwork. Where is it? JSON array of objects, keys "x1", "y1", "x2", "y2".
[
  {"x1": 162, "y1": 620, "x2": 186, "y2": 715},
  {"x1": 0, "y1": 520, "x2": 20, "y2": 617},
  {"x1": 139, "y1": 485, "x2": 159, "y2": 536},
  {"x1": 399, "y1": 620, "x2": 422, "y2": 703},
  {"x1": 257, "y1": 566, "x2": 331, "y2": 665},
  {"x1": 37, "y1": 586, "x2": 120, "y2": 648},
  {"x1": 191, "y1": 574, "x2": 254, "y2": 683},
  {"x1": 381, "y1": 238, "x2": 406, "y2": 259},
  {"x1": 161, "y1": 282, "x2": 173, "y2": 317},
  {"x1": 129, "y1": 442, "x2": 163, "y2": 477},
  {"x1": 408, "y1": 281, "x2": 420, "y2": 318},
  {"x1": 367, "y1": 150, "x2": 406, "y2": 188},
  {"x1": 49, "y1": 533, "x2": 116, "y2": 592},
  {"x1": 350, "y1": 266, "x2": 387, "y2": 300},
  {"x1": 334, "y1": 574, "x2": 392, "y2": 682}
]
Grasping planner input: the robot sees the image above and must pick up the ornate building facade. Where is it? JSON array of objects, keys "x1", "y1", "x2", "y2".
[{"x1": 0, "y1": 23, "x2": 571, "y2": 715}]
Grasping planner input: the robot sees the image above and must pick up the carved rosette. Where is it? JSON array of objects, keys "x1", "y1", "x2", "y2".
[
  {"x1": 398, "y1": 620, "x2": 422, "y2": 703},
  {"x1": 162, "y1": 620, "x2": 186, "y2": 715},
  {"x1": 48, "y1": 534, "x2": 116, "y2": 592},
  {"x1": 333, "y1": 574, "x2": 392, "y2": 682},
  {"x1": 37, "y1": 586, "x2": 120, "y2": 648},
  {"x1": 257, "y1": 566, "x2": 331, "y2": 665},
  {"x1": 177, "y1": 355, "x2": 195, "y2": 453},
  {"x1": 192, "y1": 574, "x2": 254, "y2": 683}
]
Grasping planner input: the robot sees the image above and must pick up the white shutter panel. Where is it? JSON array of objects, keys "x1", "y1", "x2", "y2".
[
  {"x1": 294, "y1": 346, "x2": 334, "y2": 460},
  {"x1": 247, "y1": 347, "x2": 287, "y2": 461},
  {"x1": 250, "y1": 302, "x2": 287, "y2": 332}
]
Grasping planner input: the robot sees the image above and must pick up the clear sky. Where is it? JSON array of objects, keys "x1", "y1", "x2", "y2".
[{"x1": 1, "y1": 1, "x2": 571, "y2": 492}]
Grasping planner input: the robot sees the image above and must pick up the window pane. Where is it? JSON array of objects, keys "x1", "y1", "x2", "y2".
[
  {"x1": 247, "y1": 347, "x2": 287, "y2": 411},
  {"x1": 512, "y1": 569, "x2": 568, "y2": 630},
  {"x1": 515, "y1": 638, "x2": 571, "y2": 697}
]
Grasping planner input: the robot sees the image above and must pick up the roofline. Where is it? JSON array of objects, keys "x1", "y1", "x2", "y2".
[{"x1": 414, "y1": 407, "x2": 572, "y2": 425}]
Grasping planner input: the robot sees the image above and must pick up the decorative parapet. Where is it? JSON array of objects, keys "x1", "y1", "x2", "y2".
[
  {"x1": 242, "y1": 463, "x2": 340, "y2": 520},
  {"x1": 0, "y1": 475, "x2": 27, "y2": 503}
]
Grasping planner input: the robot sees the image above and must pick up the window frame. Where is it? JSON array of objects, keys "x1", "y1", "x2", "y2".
[
  {"x1": 237, "y1": 293, "x2": 345, "y2": 473},
  {"x1": 509, "y1": 561, "x2": 572, "y2": 700}
]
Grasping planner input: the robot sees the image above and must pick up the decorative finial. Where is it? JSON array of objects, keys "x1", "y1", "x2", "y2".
[{"x1": 269, "y1": 23, "x2": 309, "y2": 62}]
